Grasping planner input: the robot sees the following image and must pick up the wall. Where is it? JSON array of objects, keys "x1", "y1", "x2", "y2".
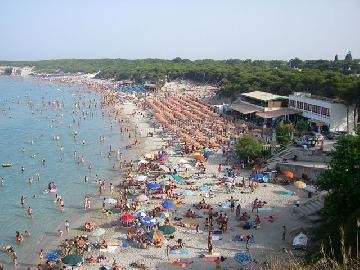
[
  {"x1": 277, "y1": 162, "x2": 327, "y2": 182},
  {"x1": 288, "y1": 94, "x2": 356, "y2": 132},
  {"x1": 330, "y1": 103, "x2": 355, "y2": 132}
]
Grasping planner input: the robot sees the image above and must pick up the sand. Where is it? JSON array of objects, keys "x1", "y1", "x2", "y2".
[{"x1": 10, "y1": 76, "x2": 311, "y2": 270}]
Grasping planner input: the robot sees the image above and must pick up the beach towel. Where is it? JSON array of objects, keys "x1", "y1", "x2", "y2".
[
  {"x1": 258, "y1": 207, "x2": 273, "y2": 212},
  {"x1": 107, "y1": 246, "x2": 118, "y2": 253},
  {"x1": 185, "y1": 229, "x2": 204, "y2": 234},
  {"x1": 211, "y1": 235, "x2": 222, "y2": 241},
  {"x1": 169, "y1": 249, "x2": 190, "y2": 255},
  {"x1": 221, "y1": 201, "x2": 239, "y2": 208},
  {"x1": 274, "y1": 191, "x2": 294, "y2": 196},
  {"x1": 202, "y1": 253, "x2": 221, "y2": 262},
  {"x1": 170, "y1": 259, "x2": 193, "y2": 267},
  {"x1": 172, "y1": 174, "x2": 185, "y2": 184},
  {"x1": 210, "y1": 229, "x2": 223, "y2": 235}
]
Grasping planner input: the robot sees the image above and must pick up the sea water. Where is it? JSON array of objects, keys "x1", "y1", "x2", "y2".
[{"x1": 0, "y1": 77, "x2": 131, "y2": 265}]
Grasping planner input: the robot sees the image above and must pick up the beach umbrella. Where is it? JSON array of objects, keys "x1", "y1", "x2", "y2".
[
  {"x1": 62, "y1": 254, "x2": 84, "y2": 266},
  {"x1": 251, "y1": 173, "x2": 264, "y2": 181},
  {"x1": 46, "y1": 251, "x2": 60, "y2": 261},
  {"x1": 91, "y1": 228, "x2": 106, "y2": 237},
  {"x1": 192, "y1": 152, "x2": 201, "y2": 156},
  {"x1": 284, "y1": 171, "x2": 294, "y2": 178},
  {"x1": 183, "y1": 190, "x2": 193, "y2": 196},
  {"x1": 136, "y1": 194, "x2": 149, "y2": 202},
  {"x1": 162, "y1": 200, "x2": 175, "y2": 209},
  {"x1": 104, "y1": 198, "x2": 117, "y2": 205},
  {"x1": 134, "y1": 210, "x2": 147, "y2": 218},
  {"x1": 134, "y1": 175, "x2": 147, "y2": 182},
  {"x1": 203, "y1": 151, "x2": 214, "y2": 158},
  {"x1": 146, "y1": 230, "x2": 163, "y2": 240},
  {"x1": 159, "y1": 154, "x2": 169, "y2": 161},
  {"x1": 168, "y1": 163, "x2": 179, "y2": 170},
  {"x1": 138, "y1": 159, "x2": 148, "y2": 164},
  {"x1": 120, "y1": 213, "x2": 135, "y2": 222},
  {"x1": 195, "y1": 155, "x2": 205, "y2": 161},
  {"x1": 158, "y1": 225, "x2": 176, "y2": 235},
  {"x1": 182, "y1": 163, "x2": 193, "y2": 169},
  {"x1": 178, "y1": 159, "x2": 189, "y2": 164},
  {"x1": 201, "y1": 147, "x2": 211, "y2": 152},
  {"x1": 140, "y1": 216, "x2": 157, "y2": 226},
  {"x1": 147, "y1": 182, "x2": 160, "y2": 190},
  {"x1": 294, "y1": 181, "x2": 306, "y2": 188},
  {"x1": 234, "y1": 252, "x2": 251, "y2": 264}
]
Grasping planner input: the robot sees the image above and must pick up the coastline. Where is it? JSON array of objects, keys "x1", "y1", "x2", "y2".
[
  {"x1": 15, "y1": 75, "x2": 167, "y2": 269},
  {"x1": 3, "y1": 74, "x2": 312, "y2": 270}
]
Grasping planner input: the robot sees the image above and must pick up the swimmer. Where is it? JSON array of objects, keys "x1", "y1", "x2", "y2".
[
  {"x1": 21, "y1": 166, "x2": 25, "y2": 173},
  {"x1": 84, "y1": 176, "x2": 89, "y2": 183},
  {"x1": 21, "y1": 195, "x2": 25, "y2": 207},
  {"x1": 27, "y1": 207, "x2": 33, "y2": 218},
  {"x1": 28, "y1": 178, "x2": 33, "y2": 185}
]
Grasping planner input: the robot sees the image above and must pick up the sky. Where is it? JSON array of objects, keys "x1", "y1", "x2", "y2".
[{"x1": 0, "y1": 0, "x2": 359, "y2": 61}]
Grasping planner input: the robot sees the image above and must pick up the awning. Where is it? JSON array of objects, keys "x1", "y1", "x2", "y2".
[
  {"x1": 256, "y1": 108, "x2": 300, "y2": 119},
  {"x1": 228, "y1": 101, "x2": 259, "y2": 114}
]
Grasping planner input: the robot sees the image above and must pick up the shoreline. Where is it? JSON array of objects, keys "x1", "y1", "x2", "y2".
[{"x1": 13, "y1": 76, "x2": 166, "y2": 269}]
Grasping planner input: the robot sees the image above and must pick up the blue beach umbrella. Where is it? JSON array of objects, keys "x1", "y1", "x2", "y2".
[
  {"x1": 147, "y1": 182, "x2": 160, "y2": 190},
  {"x1": 162, "y1": 200, "x2": 175, "y2": 209},
  {"x1": 46, "y1": 251, "x2": 60, "y2": 261},
  {"x1": 203, "y1": 151, "x2": 214, "y2": 158}
]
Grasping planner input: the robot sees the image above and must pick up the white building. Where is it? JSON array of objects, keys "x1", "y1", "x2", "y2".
[{"x1": 288, "y1": 92, "x2": 356, "y2": 133}]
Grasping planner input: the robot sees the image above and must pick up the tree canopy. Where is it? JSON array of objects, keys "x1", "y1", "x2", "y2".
[
  {"x1": 315, "y1": 127, "x2": 360, "y2": 259},
  {"x1": 235, "y1": 135, "x2": 264, "y2": 160}
]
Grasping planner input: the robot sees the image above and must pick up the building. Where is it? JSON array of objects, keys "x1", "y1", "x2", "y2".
[
  {"x1": 288, "y1": 92, "x2": 356, "y2": 132},
  {"x1": 226, "y1": 91, "x2": 300, "y2": 125}
]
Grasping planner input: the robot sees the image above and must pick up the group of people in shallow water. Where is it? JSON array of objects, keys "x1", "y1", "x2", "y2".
[{"x1": 1, "y1": 79, "x2": 148, "y2": 269}]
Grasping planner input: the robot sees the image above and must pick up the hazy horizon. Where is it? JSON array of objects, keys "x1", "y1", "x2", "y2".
[{"x1": 1, "y1": 0, "x2": 359, "y2": 61}]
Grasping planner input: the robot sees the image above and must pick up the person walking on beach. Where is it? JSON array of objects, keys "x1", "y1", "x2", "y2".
[
  {"x1": 65, "y1": 220, "x2": 70, "y2": 234},
  {"x1": 229, "y1": 196, "x2": 235, "y2": 213},
  {"x1": 28, "y1": 207, "x2": 33, "y2": 218}
]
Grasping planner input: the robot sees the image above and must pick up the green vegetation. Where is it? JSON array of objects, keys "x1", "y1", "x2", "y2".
[
  {"x1": 1, "y1": 57, "x2": 359, "y2": 123},
  {"x1": 235, "y1": 135, "x2": 268, "y2": 160},
  {"x1": 276, "y1": 122, "x2": 294, "y2": 144},
  {"x1": 295, "y1": 119, "x2": 309, "y2": 135},
  {"x1": 315, "y1": 127, "x2": 360, "y2": 261}
]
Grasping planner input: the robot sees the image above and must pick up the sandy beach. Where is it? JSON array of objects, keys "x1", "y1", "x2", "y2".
[{"x1": 4, "y1": 76, "x2": 312, "y2": 270}]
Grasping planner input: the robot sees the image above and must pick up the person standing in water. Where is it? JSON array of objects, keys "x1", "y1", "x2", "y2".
[
  {"x1": 27, "y1": 207, "x2": 33, "y2": 218},
  {"x1": 21, "y1": 195, "x2": 25, "y2": 207}
]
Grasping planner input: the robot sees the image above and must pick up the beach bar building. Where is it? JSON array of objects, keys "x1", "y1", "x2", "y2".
[
  {"x1": 288, "y1": 92, "x2": 356, "y2": 133},
  {"x1": 226, "y1": 91, "x2": 300, "y2": 127}
]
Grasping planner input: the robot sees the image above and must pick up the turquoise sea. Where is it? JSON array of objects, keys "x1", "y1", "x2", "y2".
[{"x1": 0, "y1": 77, "x2": 131, "y2": 266}]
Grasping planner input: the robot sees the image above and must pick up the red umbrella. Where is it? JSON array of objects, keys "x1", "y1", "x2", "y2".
[{"x1": 120, "y1": 213, "x2": 134, "y2": 222}]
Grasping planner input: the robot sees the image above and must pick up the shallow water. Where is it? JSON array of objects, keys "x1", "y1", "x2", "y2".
[{"x1": 0, "y1": 77, "x2": 131, "y2": 265}]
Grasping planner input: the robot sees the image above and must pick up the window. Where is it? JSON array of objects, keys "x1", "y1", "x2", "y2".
[
  {"x1": 298, "y1": 102, "x2": 304, "y2": 109},
  {"x1": 312, "y1": 105, "x2": 320, "y2": 114},
  {"x1": 289, "y1": 100, "x2": 295, "y2": 107},
  {"x1": 321, "y1": 107, "x2": 330, "y2": 117}
]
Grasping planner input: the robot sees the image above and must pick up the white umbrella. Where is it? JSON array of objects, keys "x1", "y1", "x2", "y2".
[
  {"x1": 144, "y1": 153, "x2": 154, "y2": 159},
  {"x1": 104, "y1": 198, "x2": 117, "y2": 205},
  {"x1": 134, "y1": 175, "x2": 147, "y2": 181},
  {"x1": 178, "y1": 159, "x2": 189, "y2": 164}
]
